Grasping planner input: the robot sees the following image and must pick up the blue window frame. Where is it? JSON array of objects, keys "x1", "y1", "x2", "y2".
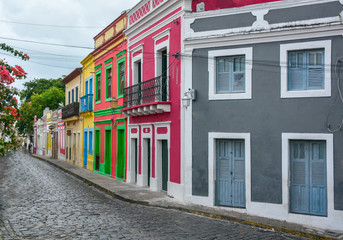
[
  {"x1": 216, "y1": 55, "x2": 245, "y2": 94},
  {"x1": 89, "y1": 128, "x2": 93, "y2": 155},
  {"x1": 288, "y1": 49, "x2": 324, "y2": 91}
]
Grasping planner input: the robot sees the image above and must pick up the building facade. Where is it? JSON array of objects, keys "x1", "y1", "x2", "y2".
[
  {"x1": 122, "y1": 0, "x2": 191, "y2": 200},
  {"x1": 92, "y1": 13, "x2": 128, "y2": 179},
  {"x1": 183, "y1": 0, "x2": 343, "y2": 231},
  {"x1": 81, "y1": 54, "x2": 95, "y2": 170},
  {"x1": 62, "y1": 68, "x2": 83, "y2": 167},
  {"x1": 57, "y1": 109, "x2": 66, "y2": 161}
]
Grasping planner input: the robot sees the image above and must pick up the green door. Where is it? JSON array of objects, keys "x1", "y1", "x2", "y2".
[
  {"x1": 94, "y1": 129, "x2": 100, "y2": 171},
  {"x1": 147, "y1": 139, "x2": 151, "y2": 187},
  {"x1": 105, "y1": 129, "x2": 111, "y2": 175},
  {"x1": 162, "y1": 140, "x2": 168, "y2": 191},
  {"x1": 116, "y1": 129, "x2": 125, "y2": 179},
  {"x1": 134, "y1": 139, "x2": 138, "y2": 183},
  {"x1": 161, "y1": 50, "x2": 167, "y2": 101}
]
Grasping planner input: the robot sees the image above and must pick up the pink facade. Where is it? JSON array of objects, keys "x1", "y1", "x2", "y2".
[
  {"x1": 192, "y1": 0, "x2": 281, "y2": 11},
  {"x1": 123, "y1": 0, "x2": 184, "y2": 198}
]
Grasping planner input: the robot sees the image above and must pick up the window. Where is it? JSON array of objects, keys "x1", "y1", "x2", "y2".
[
  {"x1": 118, "y1": 61, "x2": 126, "y2": 97},
  {"x1": 288, "y1": 49, "x2": 324, "y2": 91},
  {"x1": 208, "y1": 47, "x2": 252, "y2": 100},
  {"x1": 105, "y1": 66, "x2": 112, "y2": 100},
  {"x1": 75, "y1": 86, "x2": 78, "y2": 102},
  {"x1": 216, "y1": 55, "x2": 245, "y2": 94},
  {"x1": 280, "y1": 40, "x2": 331, "y2": 98},
  {"x1": 95, "y1": 70, "x2": 101, "y2": 103},
  {"x1": 72, "y1": 89, "x2": 74, "y2": 103},
  {"x1": 68, "y1": 91, "x2": 71, "y2": 104}
]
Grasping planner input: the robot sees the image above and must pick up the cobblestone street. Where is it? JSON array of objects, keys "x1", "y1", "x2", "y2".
[{"x1": 0, "y1": 151, "x2": 309, "y2": 239}]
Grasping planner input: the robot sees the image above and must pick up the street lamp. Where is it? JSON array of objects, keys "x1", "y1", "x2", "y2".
[{"x1": 182, "y1": 88, "x2": 196, "y2": 109}]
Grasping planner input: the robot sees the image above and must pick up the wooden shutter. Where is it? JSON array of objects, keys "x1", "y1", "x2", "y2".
[
  {"x1": 232, "y1": 140, "x2": 245, "y2": 207},
  {"x1": 290, "y1": 141, "x2": 327, "y2": 216},
  {"x1": 309, "y1": 141, "x2": 327, "y2": 216}
]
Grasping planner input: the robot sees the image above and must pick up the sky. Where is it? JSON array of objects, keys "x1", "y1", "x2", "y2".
[{"x1": 0, "y1": 0, "x2": 140, "y2": 91}]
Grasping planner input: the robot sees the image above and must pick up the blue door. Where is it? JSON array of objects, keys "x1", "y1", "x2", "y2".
[
  {"x1": 83, "y1": 130, "x2": 88, "y2": 167},
  {"x1": 290, "y1": 140, "x2": 327, "y2": 216},
  {"x1": 216, "y1": 139, "x2": 245, "y2": 208}
]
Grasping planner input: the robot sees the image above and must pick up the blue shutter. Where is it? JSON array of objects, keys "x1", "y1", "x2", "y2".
[
  {"x1": 288, "y1": 52, "x2": 305, "y2": 90},
  {"x1": 232, "y1": 140, "x2": 245, "y2": 207},
  {"x1": 89, "y1": 129, "x2": 93, "y2": 155},
  {"x1": 290, "y1": 141, "x2": 327, "y2": 216},
  {"x1": 290, "y1": 141, "x2": 309, "y2": 214},
  {"x1": 309, "y1": 142, "x2": 327, "y2": 216},
  {"x1": 216, "y1": 139, "x2": 245, "y2": 208}
]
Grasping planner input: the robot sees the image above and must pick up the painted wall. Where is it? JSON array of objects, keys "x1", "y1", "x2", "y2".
[
  {"x1": 93, "y1": 14, "x2": 128, "y2": 179},
  {"x1": 128, "y1": 12, "x2": 182, "y2": 184},
  {"x1": 81, "y1": 54, "x2": 95, "y2": 171},
  {"x1": 191, "y1": 35, "x2": 343, "y2": 209},
  {"x1": 191, "y1": 0, "x2": 281, "y2": 12}
]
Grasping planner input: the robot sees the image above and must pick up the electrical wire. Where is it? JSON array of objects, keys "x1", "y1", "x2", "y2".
[{"x1": 0, "y1": 19, "x2": 104, "y2": 29}]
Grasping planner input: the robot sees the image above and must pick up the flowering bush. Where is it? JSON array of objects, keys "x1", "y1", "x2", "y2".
[{"x1": 0, "y1": 43, "x2": 28, "y2": 156}]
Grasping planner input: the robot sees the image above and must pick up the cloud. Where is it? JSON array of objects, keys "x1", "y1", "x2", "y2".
[{"x1": 0, "y1": 0, "x2": 139, "y2": 90}]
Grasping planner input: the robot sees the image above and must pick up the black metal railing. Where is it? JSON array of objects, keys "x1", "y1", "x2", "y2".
[
  {"x1": 123, "y1": 76, "x2": 169, "y2": 108},
  {"x1": 62, "y1": 102, "x2": 80, "y2": 119}
]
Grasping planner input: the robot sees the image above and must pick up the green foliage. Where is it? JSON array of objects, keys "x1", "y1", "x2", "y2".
[
  {"x1": 17, "y1": 87, "x2": 65, "y2": 135},
  {"x1": 20, "y1": 78, "x2": 65, "y2": 101}
]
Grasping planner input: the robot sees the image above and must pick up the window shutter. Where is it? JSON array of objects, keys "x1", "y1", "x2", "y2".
[
  {"x1": 310, "y1": 142, "x2": 327, "y2": 216},
  {"x1": 288, "y1": 67, "x2": 305, "y2": 90},
  {"x1": 307, "y1": 67, "x2": 324, "y2": 89},
  {"x1": 216, "y1": 73, "x2": 230, "y2": 93}
]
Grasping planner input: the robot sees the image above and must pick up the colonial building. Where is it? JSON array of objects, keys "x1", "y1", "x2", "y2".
[
  {"x1": 122, "y1": 0, "x2": 191, "y2": 200},
  {"x1": 92, "y1": 13, "x2": 128, "y2": 179},
  {"x1": 57, "y1": 109, "x2": 66, "y2": 161},
  {"x1": 81, "y1": 54, "x2": 95, "y2": 170},
  {"x1": 61, "y1": 68, "x2": 83, "y2": 167},
  {"x1": 183, "y1": 0, "x2": 343, "y2": 232}
]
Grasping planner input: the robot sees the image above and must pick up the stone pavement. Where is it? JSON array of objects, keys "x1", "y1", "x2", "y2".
[{"x1": 26, "y1": 152, "x2": 341, "y2": 240}]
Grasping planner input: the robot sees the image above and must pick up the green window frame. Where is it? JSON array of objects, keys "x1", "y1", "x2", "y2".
[
  {"x1": 95, "y1": 69, "x2": 101, "y2": 104},
  {"x1": 105, "y1": 63, "x2": 113, "y2": 102},
  {"x1": 116, "y1": 50, "x2": 126, "y2": 99}
]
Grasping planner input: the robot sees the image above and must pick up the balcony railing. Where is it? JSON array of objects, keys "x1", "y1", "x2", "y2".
[
  {"x1": 80, "y1": 94, "x2": 93, "y2": 113},
  {"x1": 62, "y1": 102, "x2": 79, "y2": 120},
  {"x1": 123, "y1": 76, "x2": 169, "y2": 108}
]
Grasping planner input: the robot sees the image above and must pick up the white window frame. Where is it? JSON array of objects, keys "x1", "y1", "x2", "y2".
[
  {"x1": 208, "y1": 132, "x2": 251, "y2": 207},
  {"x1": 208, "y1": 47, "x2": 253, "y2": 100},
  {"x1": 280, "y1": 40, "x2": 331, "y2": 98},
  {"x1": 281, "y1": 133, "x2": 334, "y2": 217}
]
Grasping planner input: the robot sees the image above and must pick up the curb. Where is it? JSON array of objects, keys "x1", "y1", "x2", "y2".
[{"x1": 32, "y1": 154, "x2": 339, "y2": 240}]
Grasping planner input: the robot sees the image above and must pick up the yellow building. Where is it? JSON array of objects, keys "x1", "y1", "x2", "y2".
[
  {"x1": 45, "y1": 109, "x2": 52, "y2": 157},
  {"x1": 80, "y1": 54, "x2": 95, "y2": 171},
  {"x1": 61, "y1": 68, "x2": 83, "y2": 168}
]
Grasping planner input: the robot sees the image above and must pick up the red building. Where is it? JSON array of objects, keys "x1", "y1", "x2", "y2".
[{"x1": 92, "y1": 12, "x2": 128, "y2": 180}]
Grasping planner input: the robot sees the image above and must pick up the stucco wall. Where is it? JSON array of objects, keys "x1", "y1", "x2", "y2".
[{"x1": 191, "y1": 36, "x2": 343, "y2": 209}]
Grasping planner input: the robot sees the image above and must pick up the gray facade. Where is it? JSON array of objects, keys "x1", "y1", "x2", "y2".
[{"x1": 191, "y1": 35, "x2": 343, "y2": 209}]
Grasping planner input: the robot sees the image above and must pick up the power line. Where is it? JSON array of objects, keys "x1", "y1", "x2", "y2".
[
  {"x1": 0, "y1": 19, "x2": 104, "y2": 29},
  {"x1": 0, "y1": 36, "x2": 93, "y2": 49}
]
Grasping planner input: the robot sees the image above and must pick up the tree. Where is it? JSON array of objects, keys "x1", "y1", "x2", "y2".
[
  {"x1": 20, "y1": 77, "x2": 65, "y2": 102},
  {"x1": 17, "y1": 87, "x2": 65, "y2": 135},
  {"x1": 0, "y1": 43, "x2": 28, "y2": 156}
]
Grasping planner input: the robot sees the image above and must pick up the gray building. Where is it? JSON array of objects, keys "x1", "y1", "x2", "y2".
[{"x1": 182, "y1": 0, "x2": 343, "y2": 232}]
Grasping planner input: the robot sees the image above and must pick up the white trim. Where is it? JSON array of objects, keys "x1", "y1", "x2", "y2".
[
  {"x1": 208, "y1": 132, "x2": 251, "y2": 207},
  {"x1": 153, "y1": 123, "x2": 170, "y2": 193},
  {"x1": 154, "y1": 30, "x2": 170, "y2": 78},
  {"x1": 140, "y1": 124, "x2": 153, "y2": 187},
  {"x1": 279, "y1": 133, "x2": 342, "y2": 231},
  {"x1": 208, "y1": 48, "x2": 253, "y2": 100},
  {"x1": 132, "y1": 47, "x2": 143, "y2": 85},
  {"x1": 280, "y1": 40, "x2": 331, "y2": 98},
  {"x1": 127, "y1": 125, "x2": 140, "y2": 183}
]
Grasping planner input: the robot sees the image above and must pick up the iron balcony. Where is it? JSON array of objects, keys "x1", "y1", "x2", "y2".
[{"x1": 61, "y1": 102, "x2": 80, "y2": 120}]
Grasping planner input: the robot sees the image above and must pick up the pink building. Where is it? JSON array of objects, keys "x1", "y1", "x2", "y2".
[{"x1": 122, "y1": 0, "x2": 190, "y2": 199}]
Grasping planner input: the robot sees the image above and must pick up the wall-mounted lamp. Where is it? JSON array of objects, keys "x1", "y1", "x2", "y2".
[
  {"x1": 182, "y1": 88, "x2": 196, "y2": 109},
  {"x1": 110, "y1": 97, "x2": 118, "y2": 126}
]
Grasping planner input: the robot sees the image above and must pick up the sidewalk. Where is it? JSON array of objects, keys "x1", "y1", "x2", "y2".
[{"x1": 32, "y1": 153, "x2": 342, "y2": 240}]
